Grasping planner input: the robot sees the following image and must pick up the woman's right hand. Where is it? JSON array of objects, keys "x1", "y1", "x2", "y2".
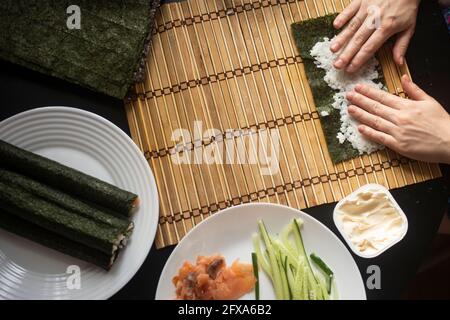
[{"x1": 347, "y1": 75, "x2": 450, "y2": 164}]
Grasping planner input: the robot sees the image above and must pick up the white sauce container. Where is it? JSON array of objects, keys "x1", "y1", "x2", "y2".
[{"x1": 333, "y1": 184, "x2": 408, "y2": 258}]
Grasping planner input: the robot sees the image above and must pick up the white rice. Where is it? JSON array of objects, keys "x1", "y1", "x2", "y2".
[{"x1": 310, "y1": 37, "x2": 385, "y2": 155}]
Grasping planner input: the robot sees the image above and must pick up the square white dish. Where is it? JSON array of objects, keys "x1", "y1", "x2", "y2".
[{"x1": 333, "y1": 184, "x2": 408, "y2": 259}]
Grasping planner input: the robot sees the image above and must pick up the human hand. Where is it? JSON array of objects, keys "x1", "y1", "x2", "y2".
[
  {"x1": 346, "y1": 75, "x2": 450, "y2": 164},
  {"x1": 332, "y1": 0, "x2": 421, "y2": 73}
]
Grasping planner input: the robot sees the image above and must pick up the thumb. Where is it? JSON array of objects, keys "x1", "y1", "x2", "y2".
[
  {"x1": 392, "y1": 27, "x2": 414, "y2": 66},
  {"x1": 401, "y1": 75, "x2": 431, "y2": 101}
]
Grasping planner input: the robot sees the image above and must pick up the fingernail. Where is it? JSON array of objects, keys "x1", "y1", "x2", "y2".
[
  {"x1": 358, "y1": 125, "x2": 365, "y2": 133},
  {"x1": 334, "y1": 19, "x2": 341, "y2": 28},
  {"x1": 330, "y1": 43, "x2": 338, "y2": 52},
  {"x1": 355, "y1": 84, "x2": 363, "y2": 91},
  {"x1": 346, "y1": 91, "x2": 355, "y2": 99},
  {"x1": 399, "y1": 56, "x2": 404, "y2": 65},
  {"x1": 334, "y1": 59, "x2": 343, "y2": 69},
  {"x1": 348, "y1": 105, "x2": 356, "y2": 113}
]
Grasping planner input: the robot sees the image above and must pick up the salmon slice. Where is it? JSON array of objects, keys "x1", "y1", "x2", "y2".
[{"x1": 172, "y1": 254, "x2": 256, "y2": 300}]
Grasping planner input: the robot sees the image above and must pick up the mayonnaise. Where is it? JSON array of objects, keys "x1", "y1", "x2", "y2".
[{"x1": 333, "y1": 184, "x2": 408, "y2": 258}]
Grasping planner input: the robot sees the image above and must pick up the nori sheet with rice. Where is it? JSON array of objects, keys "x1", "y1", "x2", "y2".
[
  {"x1": 0, "y1": 0, "x2": 160, "y2": 99},
  {"x1": 292, "y1": 14, "x2": 385, "y2": 163}
]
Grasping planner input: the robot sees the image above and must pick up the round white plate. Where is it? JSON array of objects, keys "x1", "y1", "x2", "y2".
[
  {"x1": 156, "y1": 203, "x2": 366, "y2": 300},
  {"x1": 0, "y1": 107, "x2": 159, "y2": 300}
]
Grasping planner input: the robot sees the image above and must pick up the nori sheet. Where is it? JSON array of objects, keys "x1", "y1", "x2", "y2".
[
  {"x1": 0, "y1": 0, "x2": 160, "y2": 99},
  {"x1": 291, "y1": 14, "x2": 385, "y2": 163}
]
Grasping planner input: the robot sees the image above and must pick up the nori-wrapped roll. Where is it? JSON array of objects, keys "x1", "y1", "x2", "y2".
[
  {"x1": 0, "y1": 181, "x2": 126, "y2": 255},
  {"x1": 0, "y1": 210, "x2": 117, "y2": 270},
  {"x1": 0, "y1": 140, "x2": 138, "y2": 217},
  {"x1": 0, "y1": 168, "x2": 133, "y2": 232}
]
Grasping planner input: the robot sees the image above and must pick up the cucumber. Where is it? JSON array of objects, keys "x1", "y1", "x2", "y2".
[
  {"x1": 254, "y1": 219, "x2": 333, "y2": 300},
  {"x1": 0, "y1": 210, "x2": 116, "y2": 270},
  {"x1": 258, "y1": 220, "x2": 285, "y2": 300},
  {"x1": 0, "y1": 181, "x2": 126, "y2": 255},
  {"x1": 292, "y1": 219, "x2": 319, "y2": 284},
  {"x1": 252, "y1": 234, "x2": 271, "y2": 275},
  {"x1": 251, "y1": 252, "x2": 259, "y2": 300},
  {"x1": 0, "y1": 140, "x2": 138, "y2": 216},
  {"x1": 310, "y1": 253, "x2": 334, "y2": 294},
  {"x1": 0, "y1": 168, "x2": 133, "y2": 232}
]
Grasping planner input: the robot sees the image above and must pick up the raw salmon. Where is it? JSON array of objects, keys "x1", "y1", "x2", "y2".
[{"x1": 172, "y1": 254, "x2": 256, "y2": 300}]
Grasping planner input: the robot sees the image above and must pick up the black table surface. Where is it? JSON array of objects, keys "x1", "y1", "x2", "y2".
[{"x1": 0, "y1": 0, "x2": 449, "y2": 300}]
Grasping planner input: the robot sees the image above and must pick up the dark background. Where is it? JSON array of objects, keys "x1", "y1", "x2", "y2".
[{"x1": 0, "y1": 0, "x2": 449, "y2": 300}]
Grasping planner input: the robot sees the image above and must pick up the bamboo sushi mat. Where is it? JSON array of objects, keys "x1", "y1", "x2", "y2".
[{"x1": 125, "y1": 0, "x2": 442, "y2": 249}]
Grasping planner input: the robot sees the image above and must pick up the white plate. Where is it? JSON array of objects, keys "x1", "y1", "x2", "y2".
[
  {"x1": 0, "y1": 106, "x2": 159, "y2": 300},
  {"x1": 156, "y1": 203, "x2": 366, "y2": 300}
]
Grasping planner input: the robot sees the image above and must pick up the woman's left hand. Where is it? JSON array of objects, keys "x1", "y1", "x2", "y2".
[
  {"x1": 347, "y1": 75, "x2": 450, "y2": 164},
  {"x1": 332, "y1": 0, "x2": 420, "y2": 73}
]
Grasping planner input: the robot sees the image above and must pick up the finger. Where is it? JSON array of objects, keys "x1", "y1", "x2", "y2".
[
  {"x1": 358, "y1": 125, "x2": 397, "y2": 149},
  {"x1": 392, "y1": 27, "x2": 414, "y2": 66},
  {"x1": 346, "y1": 29, "x2": 389, "y2": 73},
  {"x1": 332, "y1": 13, "x2": 366, "y2": 58},
  {"x1": 401, "y1": 75, "x2": 431, "y2": 101},
  {"x1": 347, "y1": 91, "x2": 399, "y2": 124},
  {"x1": 334, "y1": 0, "x2": 361, "y2": 29},
  {"x1": 354, "y1": 83, "x2": 405, "y2": 109},
  {"x1": 348, "y1": 105, "x2": 397, "y2": 134},
  {"x1": 334, "y1": 18, "x2": 376, "y2": 71}
]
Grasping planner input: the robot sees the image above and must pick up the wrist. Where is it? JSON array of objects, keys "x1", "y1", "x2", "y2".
[
  {"x1": 444, "y1": 120, "x2": 450, "y2": 164},
  {"x1": 411, "y1": 0, "x2": 421, "y2": 9}
]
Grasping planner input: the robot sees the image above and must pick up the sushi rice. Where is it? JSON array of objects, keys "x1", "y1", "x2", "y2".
[{"x1": 310, "y1": 37, "x2": 385, "y2": 155}]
